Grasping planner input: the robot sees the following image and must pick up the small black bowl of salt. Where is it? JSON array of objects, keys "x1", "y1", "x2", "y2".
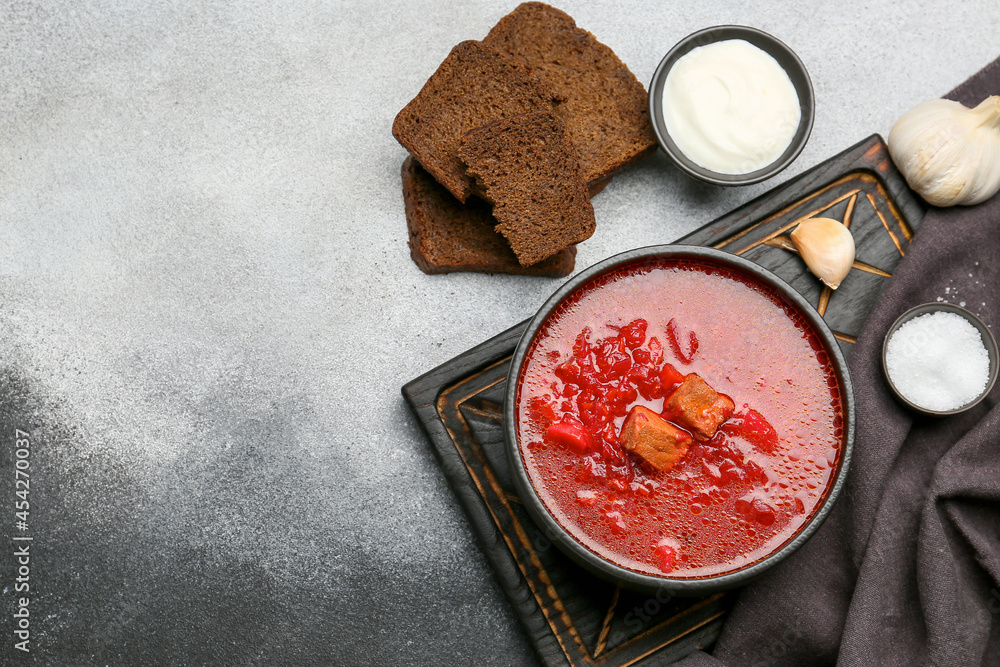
[{"x1": 882, "y1": 303, "x2": 999, "y2": 416}]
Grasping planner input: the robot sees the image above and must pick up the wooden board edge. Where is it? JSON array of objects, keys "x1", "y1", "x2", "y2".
[
  {"x1": 400, "y1": 322, "x2": 569, "y2": 665},
  {"x1": 676, "y1": 134, "x2": 925, "y2": 248},
  {"x1": 401, "y1": 322, "x2": 526, "y2": 409}
]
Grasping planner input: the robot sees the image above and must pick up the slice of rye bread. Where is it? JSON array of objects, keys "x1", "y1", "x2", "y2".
[
  {"x1": 459, "y1": 110, "x2": 595, "y2": 267},
  {"x1": 482, "y1": 2, "x2": 657, "y2": 187},
  {"x1": 392, "y1": 40, "x2": 561, "y2": 204},
  {"x1": 401, "y1": 157, "x2": 576, "y2": 277}
]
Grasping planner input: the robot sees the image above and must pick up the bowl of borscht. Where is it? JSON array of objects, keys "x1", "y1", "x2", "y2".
[{"x1": 505, "y1": 245, "x2": 854, "y2": 594}]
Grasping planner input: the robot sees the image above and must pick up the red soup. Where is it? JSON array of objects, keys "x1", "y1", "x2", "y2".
[{"x1": 515, "y1": 257, "x2": 844, "y2": 578}]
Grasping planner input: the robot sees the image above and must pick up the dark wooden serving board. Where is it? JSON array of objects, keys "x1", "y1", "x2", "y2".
[{"x1": 402, "y1": 135, "x2": 925, "y2": 666}]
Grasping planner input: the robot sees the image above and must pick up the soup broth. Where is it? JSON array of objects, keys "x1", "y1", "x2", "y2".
[{"x1": 515, "y1": 257, "x2": 844, "y2": 578}]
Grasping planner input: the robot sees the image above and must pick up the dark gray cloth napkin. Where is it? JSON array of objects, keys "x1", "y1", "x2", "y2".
[{"x1": 677, "y1": 57, "x2": 1000, "y2": 667}]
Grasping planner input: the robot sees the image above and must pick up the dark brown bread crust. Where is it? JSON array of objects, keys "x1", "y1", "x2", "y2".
[
  {"x1": 392, "y1": 40, "x2": 560, "y2": 204},
  {"x1": 401, "y1": 157, "x2": 576, "y2": 277},
  {"x1": 482, "y1": 2, "x2": 657, "y2": 187},
  {"x1": 459, "y1": 111, "x2": 595, "y2": 267}
]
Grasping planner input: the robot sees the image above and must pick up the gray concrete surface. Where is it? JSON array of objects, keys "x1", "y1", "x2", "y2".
[{"x1": 1, "y1": 1, "x2": 998, "y2": 664}]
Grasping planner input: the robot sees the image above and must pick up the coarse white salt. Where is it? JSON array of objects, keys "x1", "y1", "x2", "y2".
[{"x1": 885, "y1": 311, "x2": 992, "y2": 412}]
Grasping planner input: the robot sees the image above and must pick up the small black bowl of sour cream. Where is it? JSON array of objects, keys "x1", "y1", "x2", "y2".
[{"x1": 649, "y1": 26, "x2": 815, "y2": 186}]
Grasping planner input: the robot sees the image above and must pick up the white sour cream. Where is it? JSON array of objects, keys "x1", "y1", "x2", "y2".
[{"x1": 662, "y1": 39, "x2": 801, "y2": 174}]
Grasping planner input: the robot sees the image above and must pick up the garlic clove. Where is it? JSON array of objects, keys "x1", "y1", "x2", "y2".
[
  {"x1": 789, "y1": 217, "x2": 855, "y2": 290},
  {"x1": 888, "y1": 96, "x2": 1000, "y2": 207}
]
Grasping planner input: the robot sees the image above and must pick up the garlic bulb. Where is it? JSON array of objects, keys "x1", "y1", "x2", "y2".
[
  {"x1": 888, "y1": 96, "x2": 1000, "y2": 207},
  {"x1": 790, "y1": 217, "x2": 855, "y2": 290}
]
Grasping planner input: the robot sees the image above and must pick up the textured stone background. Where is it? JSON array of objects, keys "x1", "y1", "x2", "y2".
[{"x1": 1, "y1": 1, "x2": 998, "y2": 664}]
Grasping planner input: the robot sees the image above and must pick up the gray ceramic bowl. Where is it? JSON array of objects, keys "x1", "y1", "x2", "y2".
[
  {"x1": 504, "y1": 245, "x2": 854, "y2": 595},
  {"x1": 882, "y1": 302, "x2": 999, "y2": 416},
  {"x1": 648, "y1": 25, "x2": 815, "y2": 186}
]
